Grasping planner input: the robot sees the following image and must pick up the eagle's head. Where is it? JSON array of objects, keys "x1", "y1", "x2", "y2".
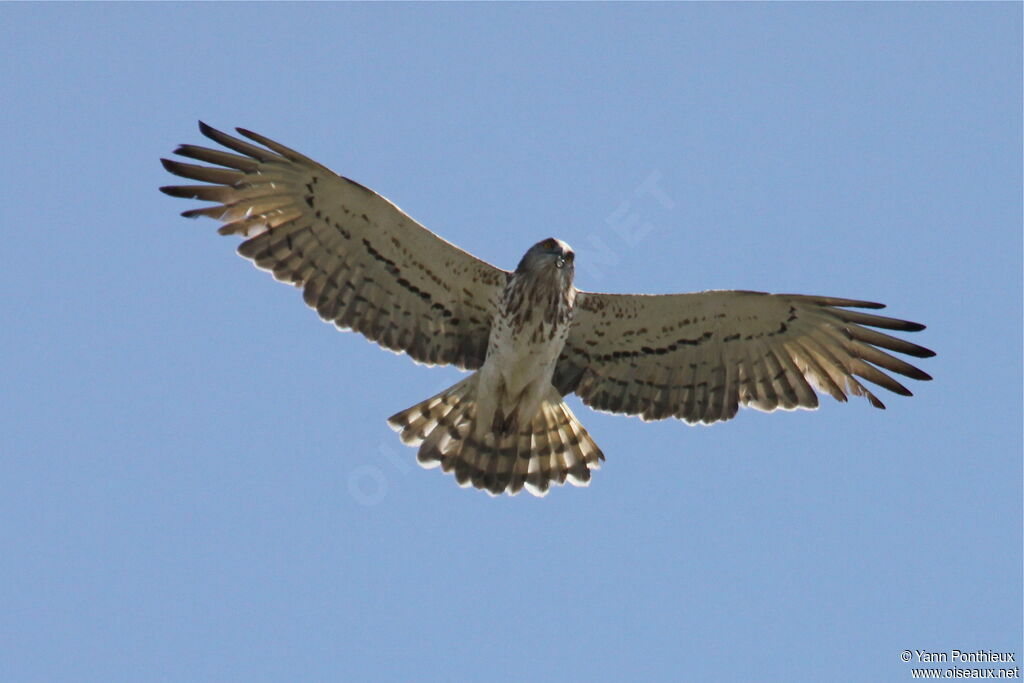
[{"x1": 516, "y1": 238, "x2": 575, "y2": 279}]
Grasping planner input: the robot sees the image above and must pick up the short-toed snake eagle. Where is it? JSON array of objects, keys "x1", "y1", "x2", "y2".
[{"x1": 161, "y1": 123, "x2": 934, "y2": 497}]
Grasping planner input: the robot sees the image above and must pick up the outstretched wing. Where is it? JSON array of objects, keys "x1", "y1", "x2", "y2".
[
  {"x1": 160, "y1": 122, "x2": 507, "y2": 369},
  {"x1": 552, "y1": 290, "x2": 934, "y2": 423}
]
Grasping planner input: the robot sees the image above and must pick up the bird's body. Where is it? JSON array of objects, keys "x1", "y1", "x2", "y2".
[
  {"x1": 481, "y1": 239, "x2": 576, "y2": 437},
  {"x1": 161, "y1": 123, "x2": 935, "y2": 497},
  {"x1": 388, "y1": 237, "x2": 601, "y2": 495}
]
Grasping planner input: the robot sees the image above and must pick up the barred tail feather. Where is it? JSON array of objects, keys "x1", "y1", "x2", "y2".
[{"x1": 387, "y1": 381, "x2": 604, "y2": 497}]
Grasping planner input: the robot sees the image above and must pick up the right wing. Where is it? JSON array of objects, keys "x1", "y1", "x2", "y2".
[{"x1": 553, "y1": 289, "x2": 934, "y2": 423}]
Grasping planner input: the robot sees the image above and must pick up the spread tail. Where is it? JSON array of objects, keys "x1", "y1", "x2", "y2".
[{"x1": 387, "y1": 377, "x2": 604, "y2": 497}]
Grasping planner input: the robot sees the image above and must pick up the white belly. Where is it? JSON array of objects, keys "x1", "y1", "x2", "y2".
[{"x1": 474, "y1": 296, "x2": 574, "y2": 436}]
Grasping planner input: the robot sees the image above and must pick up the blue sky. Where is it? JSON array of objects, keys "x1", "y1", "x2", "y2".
[{"x1": 1, "y1": 4, "x2": 1020, "y2": 682}]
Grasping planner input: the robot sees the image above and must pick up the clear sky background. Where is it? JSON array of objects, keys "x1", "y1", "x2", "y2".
[{"x1": 1, "y1": 4, "x2": 1020, "y2": 682}]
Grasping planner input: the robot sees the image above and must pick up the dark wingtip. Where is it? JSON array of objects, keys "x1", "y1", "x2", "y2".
[
  {"x1": 902, "y1": 366, "x2": 933, "y2": 381},
  {"x1": 160, "y1": 185, "x2": 197, "y2": 198},
  {"x1": 197, "y1": 120, "x2": 219, "y2": 139},
  {"x1": 159, "y1": 158, "x2": 199, "y2": 178}
]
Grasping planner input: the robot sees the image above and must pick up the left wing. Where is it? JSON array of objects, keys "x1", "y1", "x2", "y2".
[
  {"x1": 160, "y1": 122, "x2": 508, "y2": 369},
  {"x1": 552, "y1": 290, "x2": 934, "y2": 423}
]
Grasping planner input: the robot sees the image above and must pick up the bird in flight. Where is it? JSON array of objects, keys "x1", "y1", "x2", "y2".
[{"x1": 161, "y1": 123, "x2": 934, "y2": 497}]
